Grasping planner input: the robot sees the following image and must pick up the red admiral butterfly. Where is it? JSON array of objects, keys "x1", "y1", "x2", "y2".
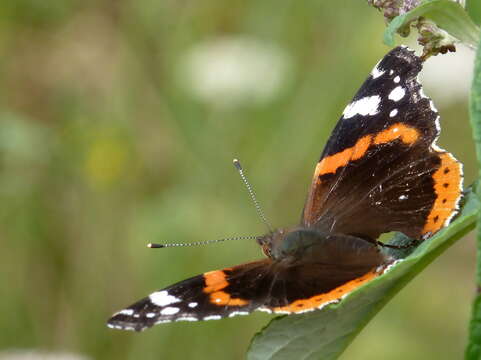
[{"x1": 108, "y1": 46, "x2": 463, "y2": 331}]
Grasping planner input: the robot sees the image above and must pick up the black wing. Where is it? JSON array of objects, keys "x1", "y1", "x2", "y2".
[
  {"x1": 302, "y1": 46, "x2": 462, "y2": 240},
  {"x1": 108, "y1": 235, "x2": 387, "y2": 331}
]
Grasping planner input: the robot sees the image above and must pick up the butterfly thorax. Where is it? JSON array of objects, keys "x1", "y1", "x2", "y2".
[
  {"x1": 258, "y1": 228, "x2": 321, "y2": 261},
  {"x1": 257, "y1": 227, "x2": 385, "y2": 267}
]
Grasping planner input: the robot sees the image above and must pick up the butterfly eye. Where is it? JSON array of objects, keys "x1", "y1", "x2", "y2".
[{"x1": 262, "y1": 244, "x2": 272, "y2": 258}]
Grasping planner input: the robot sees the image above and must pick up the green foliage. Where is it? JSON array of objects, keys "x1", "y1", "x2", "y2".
[
  {"x1": 384, "y1": 0, "x2": 479, "y2": 48},
  {"x1": 466, "y1": 31, "x2": 481, "y2": 360},
  {"x1": 248, "y1": 190, "x2": 479, "y2": 360},
  {"x1": 467, "y1": 296, "x2": 481, "y2": 359},
  {"x1": 467, "y1": 0, "x2": 481, "y2": 26}
]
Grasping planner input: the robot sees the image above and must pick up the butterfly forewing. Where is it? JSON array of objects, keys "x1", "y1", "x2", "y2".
[
  {"x1": 108, "y1": 260, "x2": 273, "y2": 331},
  {"x1": 302, "y1": 46, "x2": 462, "y2": 240}
]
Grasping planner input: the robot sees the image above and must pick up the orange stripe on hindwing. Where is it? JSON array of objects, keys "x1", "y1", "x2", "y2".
[
  {"x1": 315, "y1": 123, "x2": 420, "y2": 177},
  {"x1": 272, "y1": 269, "x2": 379, "y2": 313},
  {"x1": 422, "y1": 152, "x2": 462, "y2": 235},
  {"x1": 203, "y1": 270, "x2": 248, "y2": 306}
]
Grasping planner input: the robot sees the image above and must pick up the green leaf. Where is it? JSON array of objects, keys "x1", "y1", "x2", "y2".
[
  {"x1": 248, "y1": 189, "x2": 479, "y2": 360},
  {"x1": 469, "y1": 30, "x2": 481, "y2": 164},
  {"x1": 383, "y1": 0, "x2": 480, "y2": 48},
  {"x1": 466, "y1": 295, "x2": 481, "y2": 360},
  {"x1": 466, "y1": 35, "x2": 481, "y2": 360},
  {"x1": 467, "y1": 0, "x2": 481, "y2": 26}
]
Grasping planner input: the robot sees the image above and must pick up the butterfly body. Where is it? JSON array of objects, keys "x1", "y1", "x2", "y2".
[
  {"x1": 108, "y1": 46, "x2": 463, "y2": 331},
  {"x1": 258, "y1": 227, "x2": 384, "y2": 266}
]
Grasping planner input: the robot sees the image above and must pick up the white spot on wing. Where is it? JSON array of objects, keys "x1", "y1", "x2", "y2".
[
  {"x1": 419, "y1": 86, "x2": 429, "y2": 99},
  {"x1": 160, "y1": 307, "x2": 180, "y2": 315},
  {"x1": 146, "y1": 312, "x2": 156, "y2": 318},
  {"x1": 176, "y1": 316, "x2": 198, "y2": 322},
  {"x1": 389, "y1": 70, "x2": 394, "y2": 75},
  {"x1": 383, "y1": 259, "x2": 403, "y2": 273},
  {"x1": 388, "y1": 86, "x2": 406, "y2": 102},
  {"x1": 119, "y1": 309, "x2": 134, "y2": 316},
  {"x1": 389, "y1": 109, "x2": 398, "y2": 117},
  {"x1": 317, "y1": 300, "x2": 339, "y2": 311},
  {"x1": 188, "y1": 302, "x2": 198, "y2": 308},
  {"x1": 203, "y1": 315, "x2": 222, "y2": 321},
  {"x1": 399, "y1": 194, "x2": 408, "y2": 200},
  {"x1": 257, "y1": 307, "x2": 273, "y2": 314},
  {"x1": 431, "y1": 142, "x2": 444, "y2": 152},
  {"x1": 393, "y1": 76, "x2": 400, "y2": 83},
  {"x1": 109, "y1": 323, "x2": 128, "y2": 330},
  {"x1": 149, "y1": 290, "x2": 181, "y2": 307},
  {"x1": 228, "y1": 311, "x2": 249, "y2": 318},
  {"x1": 371, "y1": 61, "x2": 385, "y2": 79},
  {"x1": 271, "y1": 309, "x2": 291, "y2": 314},
  {"x1": 342, "y1": 95, "x2": 381, "y2": 119}
]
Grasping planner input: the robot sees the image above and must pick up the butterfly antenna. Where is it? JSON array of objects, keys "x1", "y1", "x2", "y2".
[
  {"x1": 233, "y1": 159, "x2": 273, "y2": 232},
  {"x1": 148, "y1": 235, "x2": 259, "y2": 249}
]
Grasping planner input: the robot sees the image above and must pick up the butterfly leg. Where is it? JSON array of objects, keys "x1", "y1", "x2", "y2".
[{"x1": 376, "y1": 239, "x2": 420, "y2": 249}]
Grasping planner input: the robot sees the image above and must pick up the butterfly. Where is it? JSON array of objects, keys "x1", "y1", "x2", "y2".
[{"x1": 108, "y1": 46, "x2": 463, "y2": 331}]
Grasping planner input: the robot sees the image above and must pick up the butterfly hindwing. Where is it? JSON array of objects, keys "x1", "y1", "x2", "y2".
[
  {"x1": 302, "y1": 46, "x2": 463, "y2": 239},
  {"x1": 258, "y1": 234, "x2": 388, "y2": 313},
  {"x1": 108, "y1": 235, "x2": 388, "y2": 331}
]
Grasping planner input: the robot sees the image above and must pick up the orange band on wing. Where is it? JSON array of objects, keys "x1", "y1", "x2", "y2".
[
  {"x1": 271, "y1": 269, "x2": 379, "y2": 313},
  {"x1": 315, "y1": 124, "x2": 419, "y2": 177},
  {"x1": 351, "y1": 135, "x2": 372, "y2": 160},
  {"x1": 315, "y1": 135, "x2": 372, "y2": 176},
  {"x1": 203, "y1": 270, "x2": 230, "y2": 292},
  {"x1": 210, "y1": 290, "x2": 249, "y2": 306},
  {"x1": 373, "y1": 123, "x2": 419, "y2": 145},
  {"x1": 203, "y1": 269, "x2": 248, "y2": 306},
  {"x1": 422, "y1": 152, "x2": 462, "y2": 235}
]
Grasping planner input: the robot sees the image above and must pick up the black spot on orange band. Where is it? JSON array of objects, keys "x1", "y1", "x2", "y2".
[
  {"x1": 422, "y1": 152, "x2": 462, "y2": 235},
  {"x1": 271, "y1": 269, "x2": 380, "y2": 313}
]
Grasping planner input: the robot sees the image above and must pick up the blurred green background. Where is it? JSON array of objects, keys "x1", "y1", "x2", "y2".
[{"x1": 0, "y1": 1, "x2": 477, "y2": 359}]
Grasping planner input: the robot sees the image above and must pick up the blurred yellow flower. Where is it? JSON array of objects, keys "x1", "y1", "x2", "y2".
[{"x1": 84, "y1": 137, "x2": 128, "y2": 188}]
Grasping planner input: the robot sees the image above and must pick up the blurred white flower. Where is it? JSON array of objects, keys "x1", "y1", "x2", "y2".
[
  {"x1": 177, "y1": 36, "x2": 292, "y2": 107},
  {"x1": 420, "y1": 44, "x2": 474, "y2": 106},
  {"x1": 0, "y1": 350, "x2": 90, "y2": 360}
]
